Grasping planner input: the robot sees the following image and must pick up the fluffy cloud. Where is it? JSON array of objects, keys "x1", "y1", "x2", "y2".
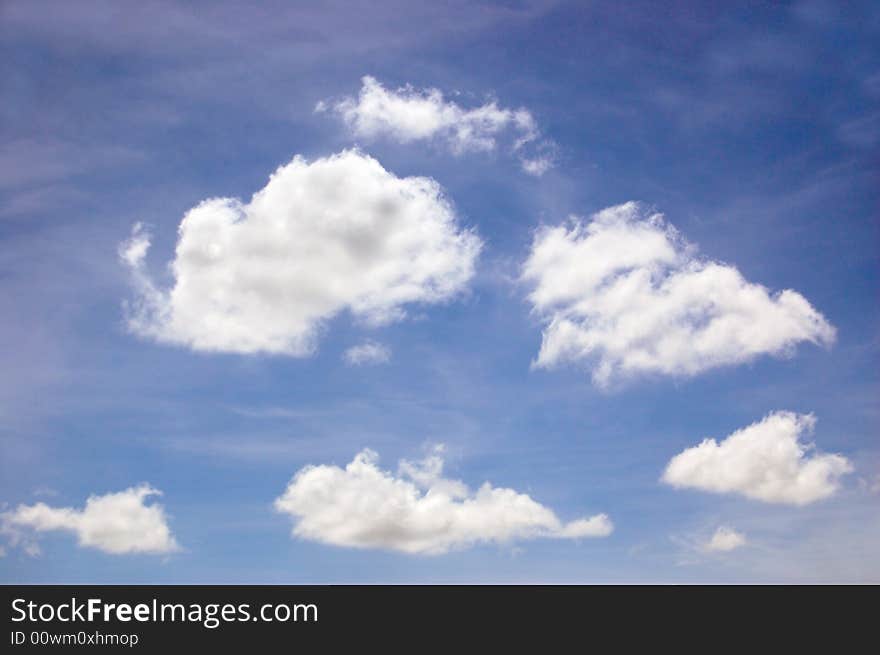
[
  {"x1": 662, "y1": 411, "x2": 852, "y2": 505},
  {"x1": 343, "y1": 340, "x2": 391, "y2": 365},
  {"x1": 705, "y1": 526, "x2": 746, "y2": 552},
  {"x1": 522, "y1": 202, "x2": 836, "y2": 387},
  {"x1": 321, "y1": 76, "x2": 555, "y2": 175},
  {"x1": 274, "y1": 447, "x2": 612, "y2": 554},
  {"x1": 121, "y1": 150, "x2": 481, "y2": 355},
  {"x1": 2, "y1": 485, "x2": 179, "y2": 555}
]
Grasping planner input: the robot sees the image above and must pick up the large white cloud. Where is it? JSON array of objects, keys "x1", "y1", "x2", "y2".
[
  {"x1": 522, "y1": 202, "x2": 836, "y2": 387},
  {"x1": 662, "y1": 411, "x2": 853, "y2": 505},
  {"x1": 121, "y1": 150, "x2": 481, "y2": 355},
  {"x1": 2, "y1": 485, "x2": 179, "y2": 555},
  {"x1": 274, "y1": 447, "x2": 612, "y2": 554},
  {"x1": 321, "y1": 76, "x2": 555, "y2": 175}
]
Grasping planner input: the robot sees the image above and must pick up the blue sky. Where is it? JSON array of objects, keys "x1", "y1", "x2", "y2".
[{"x1": 1, "y1": 0, "x2": 878, "y2": 582}]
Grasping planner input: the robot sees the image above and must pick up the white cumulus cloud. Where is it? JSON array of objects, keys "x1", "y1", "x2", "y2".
[
  {"x1": 662, "y1": 411, "x2": 853, "y2": 505},
  {"x1": 522, "y1": 202, "x2": 836, "y2": 387},
  {"x1": 121, "y1": 150, "x2": 481, "y2": 355},
  {"x1": 274, "y1": 447, "x2": 612, "y2": 554},
  {"x1": 704, "y1": 526, "x2": 747, "y2": 552},
  {"x1": 2, "y1": 485, "x2": 179, "y2": 555},
  {"x1": 343, "y1": 340, "x2": 391, "y2": 365},
  {"x1": 322, "y1": 75, "x2": 555, "y2": 175}
]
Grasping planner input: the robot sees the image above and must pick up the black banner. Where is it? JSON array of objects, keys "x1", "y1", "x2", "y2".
[{"x1": 1, "y1": 585, "x2": 871, "y2": 650}]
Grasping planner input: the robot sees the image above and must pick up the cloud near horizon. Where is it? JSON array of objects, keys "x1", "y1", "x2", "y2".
[
  {"x1": 274, "y1": 447, "x2": 612, "y2": 554},
  {"x1": 704, "y1": 526, "x2": 747, "y2": 552},
  {"x1": 121, "y1": 150, "x2": 481, "y2": 356},
  {"x1": 662, "y1": 411, "x2": 852, "y2": 505},
  {"x1": 522, "y1": 202, "x2": 836, "y2": 387},
  {"x1": 2, "y1": 485, "x2": 179, "y2": 555},
  {"x1": 321, "y1": 75, "x2": 555, "y2": 175}
]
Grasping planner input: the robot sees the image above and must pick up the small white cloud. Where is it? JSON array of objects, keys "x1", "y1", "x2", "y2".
[
  {"x1": 662, "y1": 411, "x2": 852, "y2": 505},
  {"x1": 522, "y1": 202, "x2": 836, "y2": 387},
  {"x1": 2, "y1": 485, "x2": 179, "y2": 555},
  {"x1": 119, "y1": 221, "x2": 151, "y2": 268},
  {"x1": 343, "y1": 340, "x2": 391, "y2": 365},
  {"x1": 274, "y1": 447, "x2": 612, "y2": 555},
  {"x1": 520, "y1": 155, "x2": 555, "y2": 177},
  {"x1": 324, "y1": 76, "x2": 554, "y2": 174},
  {"x1": 704, "y1": 526, "x2": 747, "y2": 552},
  {"x1": 121, "y1": 150, "x2": 481, "y2": 355}
]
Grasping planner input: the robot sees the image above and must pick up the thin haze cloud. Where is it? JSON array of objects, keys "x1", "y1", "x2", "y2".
[{"x1": 343, "y1": 340, "x2": 391, "y2": 365}]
